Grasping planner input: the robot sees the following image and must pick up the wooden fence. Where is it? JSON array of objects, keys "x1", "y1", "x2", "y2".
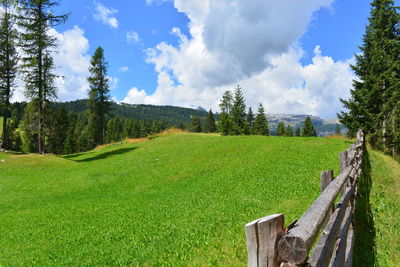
[{"x1": 245, "y1": 130, "x2": 365, "y2": 267}]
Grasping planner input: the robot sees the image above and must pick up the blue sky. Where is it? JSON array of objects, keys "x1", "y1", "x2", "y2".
[{"x1": 24, "y1": 0, "x2": 389, "y2": 118}]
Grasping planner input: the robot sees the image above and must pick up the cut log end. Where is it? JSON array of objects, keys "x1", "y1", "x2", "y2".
[{"x1": 278, "y1": 235, "x2": 308, "y2": 265}]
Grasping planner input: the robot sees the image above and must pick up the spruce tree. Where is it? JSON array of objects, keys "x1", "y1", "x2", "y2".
[
  {"x1": 276, "y1": 122, "x2": 285, "y2": 136},
  {"x1": 254, "y1": 103, "x2": 269, "y2": 136},
  {"x1": 302, "y1": 116, "x2": 317, "y2": 137},
  {"x1": 87, "y1": 47, "x2": 111, "y2": 145},
  {"x1": 245, "y1": 107, "x2": 255, "y2": 135},
  {"x1": 17, "y1": 0, "x2": 68, "y2": 153},
  {"x1": 204, "y1": 109, "x2": 216, "y2": 133},
  {"x1": 338, "y1": 0, "x2": 400, "y2": 153},
  {"x1": 219, "y1": 90, "x2": 233, "y2": 135},
  {"x1": 231, "y1": 85, "x2": 246, "y2": 135},
  {"x1": 63, "y1": 112, "x2": 77, "y2": 154},
  {"x1": 0, "y1": 0, "x2": 18, "y2": 150},
  {"x1": 191, "y1": 115, "x2": 201, "y2": 133}
]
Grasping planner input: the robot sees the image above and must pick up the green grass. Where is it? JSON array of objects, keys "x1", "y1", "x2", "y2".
[
  {"x1": 369, "y1": 150, "x2": 400, "y2": 266},
  {"x1": 0, "y1": 134, "x2": 356, "y2": 265}
]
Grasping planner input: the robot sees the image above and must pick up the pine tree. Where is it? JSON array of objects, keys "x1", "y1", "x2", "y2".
[
  {"x1": 46, "y1": 107, "x2": 68, "y2": 154},
  {"x1": 63, "y1": 112, "x2": 77, "y2": 154},
  {"x1": 254, "y1": 103, "x2": 269, "y2": 136},
  {"x1": 219, "y1": 90, "x2": 233, "y2": 135},
  {"x1": 338, "y1": 0, "x2": 400, "y2": 153},
  {"x1": 231, "y1": 85, "x2": 246, "y2": 135},
  {"x1": 295, "y1": 127, "x2": 301, "y2": 137},
  {"x1": 191, "y1": 116, "x2": 202, "y2": 133},
  {"x1": 17, "y1": 0, "x2": 68, "y2": 153},
  {"x1": 245, "y1": 107, "x2": 255, "y2": 135},
  {"x1": 220, "y1": 90, "x2": 233, "y2": 114},
  {"x1": 204, "y1": 109, "x2": 216, "y2": 133},
  {"x1": 302, "y1": 116, "x2": 317, "y2": 137},
  {"x1": 0, "y1": 0, "x2": 18, "y2": 150},
  {"x1": 285, "y1": 125, "x2": 293, "y2": 137},
  {"x1": 276, "y1": 122, "x2": 285, "y2": 136},
  {"x1": 87, "y1": 47, "x2": 111, "y2": 145}
]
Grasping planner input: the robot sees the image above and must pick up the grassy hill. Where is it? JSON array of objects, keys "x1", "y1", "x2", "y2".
[{"x1": 0, "y1": 134, "x2": 398, "y2": 265}]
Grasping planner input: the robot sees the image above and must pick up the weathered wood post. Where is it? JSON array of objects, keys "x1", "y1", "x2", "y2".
[
  {"x1": 245, "y1": 214, "x2": 285, "y2": 267},
  {"x1": 320, "y1": 170, "x2": 334, "y2": 192}
]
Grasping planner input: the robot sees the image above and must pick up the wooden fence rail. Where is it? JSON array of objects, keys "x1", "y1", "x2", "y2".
[{"x1": 245, "y1": 129, "x2": 365, "y2": 267}]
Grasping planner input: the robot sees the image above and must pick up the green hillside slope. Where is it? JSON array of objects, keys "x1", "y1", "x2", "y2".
[{"x1": 0, "y1": 134, "x2": 374, "y2": 265}]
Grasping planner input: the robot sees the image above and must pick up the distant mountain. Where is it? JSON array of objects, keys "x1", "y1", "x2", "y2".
[
  {"x1": 267, "y1": 114, "x2": 345, "y2": 136},
  {"x1": 196, "y1": 106, "x2": 207, "y2": 112}
]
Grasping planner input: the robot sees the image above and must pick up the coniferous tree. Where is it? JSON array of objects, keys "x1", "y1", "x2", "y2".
[
  {"x1": 245, "y1": 107, "x2": 255, "y2": 135},
  {"x1": 63, "y1": 112, "x2": 77, "y2": 154},
  {"x1": 231, "y1": 85, "x2": 246, "y2": 135},
  {"x1": 276, "y1": 122, "x2": 285, "y2": 136},
  {"x1": 285, "y1": 125, "x2": 293, "y2": 137},
  {"x1": 219, "y1": 90, "x2": 233, "y2": 135},
  {"x1": 338, "y1": 0, "x2": 400, "y2": 154},
  {"x1": 254, "y1": 103, "x2": 269, "y2": 136},
  {"x1": 46, "y1": 106, "x2": 68, "y2": 154},
  {"x1": 204, "y1": 109, "x2": 216, "y2": 133},
  {"x1": 17, "y1": 0, "x2": 68, "y2": 153},
  {"x1": 295, "y1": 127, "x2": 301, "y2": 137},
  {"x1": 302, "y1": 116, "x2": 317, "y2": 137},
  {"x1": 0, "y1": 0, "x2": 18, "y2": 150},
  {"x1": 191, "y1": 115, "x2": 202, "y2": 133},
  {"x1": 87, "y1": 47, "x2": 111, "y2": 145}
]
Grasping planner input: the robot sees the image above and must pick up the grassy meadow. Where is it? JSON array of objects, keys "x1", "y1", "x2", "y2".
[
  {"x1": 369, "y1": 150, "x2": 400, "y2": 265},
  {"x1": 0, "y1": 133, "x2": 398, "y2": 265}
]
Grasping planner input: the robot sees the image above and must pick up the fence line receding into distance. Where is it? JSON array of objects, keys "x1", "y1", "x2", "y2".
[{"x1": 245, "y1": 129, "x2": 365, "y2": 267}]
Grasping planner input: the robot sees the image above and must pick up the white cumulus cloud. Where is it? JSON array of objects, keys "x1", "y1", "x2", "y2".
[
  {"x1": 93, "y1": 1, "x2": 119, "y2": 28},
  {"x1": 124, "y1": 0, "x2": 354, "y2": 118},
  {"x1": 126, "y1": 31, "x2": 140, "y2": 44},
  {"x1": 50, "y1": 26, "x2": 91, "y2": 101}
]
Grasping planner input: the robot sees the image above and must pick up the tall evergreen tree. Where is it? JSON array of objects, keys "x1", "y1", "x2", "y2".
[
  {"x1": 338, "y1": 0, "x2": 400, "y2": 153},
  {"x1": 231, "y1": 85, "x2": 246, "y2": 135},
  {"x1": 63, "y1": 111, "x2": 77, "y2": 154},
  {"x1": 204, "y1": 109, "x2": 216, "y2": 133},
  {"x1": 254, "y1": 103, "x2": 269, "y2": 136},
  {"x1": 302, "y1": 116, "x2": 317, "y2": 137},
  {"x1": 276, "y1": 122, "x2": 285, "y2": 136},
  {"x1": 0, "y1": 0, "x2": 18, "y2": 150},
  {"x1": 17, "y1": 0, "x2": 68, "y2": 153},
  {"x1": 191, "y1": 115, "x2": 201, "y2": 133},
  {"x1": 219, "y1": 90, "x2": 233, "y2": 135},
  {"x1": 87, "y1": 47, "x2": 111, "y2": 145}
]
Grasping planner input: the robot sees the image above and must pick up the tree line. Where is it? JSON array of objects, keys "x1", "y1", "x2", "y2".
[
  {"x1": 0, "y1": 0, "x2": 169, "y2": 154},
  {"x1": 339, "y1": 0, "x2": 400, "y2": 157},
  {"x1": 191, "y1": 85, "x2": 317, "y2": 137}
]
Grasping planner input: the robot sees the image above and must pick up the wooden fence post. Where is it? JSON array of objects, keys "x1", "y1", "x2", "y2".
[
  {"x1": 320, "y1": 170, "x2": 334, "y2": 193},
  {"x1": 245, "y1": 214, "x2": 285, "y2": 267}
]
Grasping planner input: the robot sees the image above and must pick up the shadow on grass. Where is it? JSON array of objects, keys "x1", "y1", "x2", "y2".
[
  {"x1": 63, "y1": 152, "x2": 92, "y2": 159},
  {"x1": 353, "y1": 148, "x2": 376, "y2": 266},
  {"x1": 66, "y1": 147, "x2": 137, "y2": 163}
]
